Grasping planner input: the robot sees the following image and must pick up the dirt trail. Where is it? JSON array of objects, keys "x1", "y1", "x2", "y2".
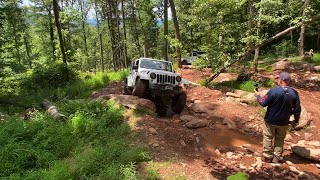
[{"x1": 92, "y1": 68, "x2": 320, "y2": 179}]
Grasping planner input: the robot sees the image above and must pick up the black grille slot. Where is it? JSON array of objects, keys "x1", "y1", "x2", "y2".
[{"x1": 156, "y1": 74, "x2": 176, "y2": 84}]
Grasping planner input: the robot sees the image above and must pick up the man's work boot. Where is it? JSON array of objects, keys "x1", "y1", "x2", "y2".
[{"x1": 272, "y1": 156, "x2": 283, "y2": 163}]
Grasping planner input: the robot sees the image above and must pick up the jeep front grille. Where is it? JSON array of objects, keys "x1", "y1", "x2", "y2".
[{"x1": 156, "y1": 74, "x2": 176, "y2": 84}]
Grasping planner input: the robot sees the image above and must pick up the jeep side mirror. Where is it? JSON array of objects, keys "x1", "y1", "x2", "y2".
[{"x1": 132, "y1": 65, "x2": 138, "y2": 70}]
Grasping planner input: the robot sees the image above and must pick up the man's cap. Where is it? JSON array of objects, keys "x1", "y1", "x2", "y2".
[{"x1": 279, "y1": 72, "x2": 291, "y2": 81}]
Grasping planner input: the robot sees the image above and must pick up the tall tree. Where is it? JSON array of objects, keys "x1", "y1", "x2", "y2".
[
  {"x1": 163, "y1": 0, "x2": 169, "y2": 61},
  {"x1": 299, "y1": 0, "x2": 310, "y2": 56},
  {"x1": 53, "y1": 0, "x2": 67, "y2": 64},
  {"x1": 168, "y1": 0, "x2": 182, "y2": 67}
]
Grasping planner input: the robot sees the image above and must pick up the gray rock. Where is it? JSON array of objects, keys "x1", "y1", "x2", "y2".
[
  {"x1": 149, "y1": 128, "x2": 158, "y2": 135},
  {"x1": 226, "y1": 152, "x2": 233, "y2": 158},
  {"x1": 195, "y1": 137, "x2": 200, "y2": 143},
  {"x1": 180, "y1": 140, "x2": 187, "y2": 147},
  {"x1": 298, "y1": 172, "x2": 315, "y2": 180},
  {"x1": 291, "y1": 140, "x2": 320, "y2": 162},
  {"x1": 180, "y1": 115, "x2": 194, "y2": 123},
  {"x1": 226, "y1": 92, "x2": 241, "y2": 98},
  {"x1": 185, "y1": 119, "x2": 208, "y2": 129},
  {"x1": 102, "y1": 94, "x2": 156, "y2": 112},
  {"x1": 286, "y1": 161, "x2": 294, "y2": 166},
  {"x1": 215, "y1": 149, "x2": 221, "y2": 156},
  {"x1": 289, "y1": 166, "x2": 300, "y2": 174},
  {"x1": 223, "y1": 118, "x2": 237, "y2": 130}
]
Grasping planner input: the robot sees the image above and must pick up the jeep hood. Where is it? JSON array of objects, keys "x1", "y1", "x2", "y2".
[{"x1": 138, "y1": 68, "x2": 180, "y2": 76}]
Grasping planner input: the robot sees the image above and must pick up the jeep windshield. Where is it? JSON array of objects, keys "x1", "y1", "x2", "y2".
[{"x1": 140, "y1": 59, "x2": 173, "y2": 72}]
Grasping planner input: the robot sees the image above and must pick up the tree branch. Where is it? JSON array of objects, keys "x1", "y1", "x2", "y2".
[{"x1": 207, "y1": 14, "x2": 320, "y2": 83}]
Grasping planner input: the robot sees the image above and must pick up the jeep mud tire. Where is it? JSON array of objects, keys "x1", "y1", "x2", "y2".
[
  {"x1": 123, "y1": 85, "x2": 132, "y2": 95},
  {"x1": 171, "y1": 92, "x2": 187, "y2": 113},
  {"x1": 132, "y1": 79, "x2": 147, "y2": 98}
]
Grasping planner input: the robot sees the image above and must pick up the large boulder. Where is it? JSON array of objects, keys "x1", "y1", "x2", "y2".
[
  {"x1": 291, "y1": 140, "x2": 320, "y2": 162},
  {"x1": 189, "y1": 102, "x2": 215, "y2": 114},
  {"x1": 292, "y1": 107, "x2": 312, "y2": 130},
  {"x1": 180, "y1": 115, "x2": 208, "y2": 129},
  {"x1": 272, "y1": 59, "x2": 315, "y2": 72},
  {"x1": 240, "y1": 90, "x2": 269, "y2": 104},
  {"x1": 272, "y1": 59, "x2": 291, "y2": 71},
  {"x1": 100, "y1": 94, "x2": 156, "y2": 112}
]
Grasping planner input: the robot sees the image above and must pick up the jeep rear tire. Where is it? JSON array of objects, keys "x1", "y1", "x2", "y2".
[
  {"x1": 132, "y1": 79, "x2": 147, "y2": 98},
  {"x1": 171, "y1": 92, "x2": 187, "y2": 113}
]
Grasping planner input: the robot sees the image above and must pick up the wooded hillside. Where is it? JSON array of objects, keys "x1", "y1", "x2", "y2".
[{"x1": 1, "y1": 0, "x2": 320, "y2": 75}]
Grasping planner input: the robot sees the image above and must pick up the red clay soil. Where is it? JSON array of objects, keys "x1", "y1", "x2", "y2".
[{"x1": 91, "y1": 68, "x2": 320, "y2": 179}]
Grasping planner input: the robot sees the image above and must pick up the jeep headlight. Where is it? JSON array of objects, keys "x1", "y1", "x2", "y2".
[
  {"x1": 150, "y1": 72, "x2": 156, "y2": 79},
  {"x1": 176, "y1": 76, "x2": 182, "y2": 82}
]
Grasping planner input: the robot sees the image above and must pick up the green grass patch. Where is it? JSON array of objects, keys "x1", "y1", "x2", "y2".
[
  {"x1": 132, "y1": 108, "x2": 156, "y2": 117},
  {"x1": 212, "y1": 80, "x2": 256, "y2": 92},
  {"x1": 0, "y1": 100, "x2": 149, "y2": 179},
  {"x1": 227, "y1": 172, "x2": 248, "y2": 180}
]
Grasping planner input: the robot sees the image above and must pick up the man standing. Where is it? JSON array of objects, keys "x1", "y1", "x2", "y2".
[{"x1": 255, "y1": 72, "x2": 301, "y2": 163}]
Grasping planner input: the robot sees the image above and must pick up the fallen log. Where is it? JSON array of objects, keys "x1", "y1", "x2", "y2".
[{"x1": 42, "y1": 99, "x2": 66, "y2": 120}]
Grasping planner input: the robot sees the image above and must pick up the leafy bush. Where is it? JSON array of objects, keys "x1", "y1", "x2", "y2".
[
  {"x1": 0, "y1": 100, "x2": 148, "y2": 179},
  {"x1": 20, "y1": 63, "x2": 78, "y2": 90},
  {"x1": 192, "y1": 56, "x2": 210, "y2": 71},
  {"x1": 274, "y1": 40, "x2": 297, "y2": 57}
]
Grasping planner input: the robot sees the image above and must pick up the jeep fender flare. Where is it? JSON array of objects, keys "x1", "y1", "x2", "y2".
[{"x1": 138, "y1": 73, "x2": 150, "y2": 81}]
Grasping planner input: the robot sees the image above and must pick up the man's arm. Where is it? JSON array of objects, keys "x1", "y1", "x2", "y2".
[
  {"x1": 255, "y1": 90, "x2": 273, "y2": 107},
  {"x1": 292, "y1": 91, "x2": 301, "y2": 124}
]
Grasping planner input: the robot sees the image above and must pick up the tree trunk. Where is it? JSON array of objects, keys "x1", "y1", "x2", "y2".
[
  {"x1": 169, "y1": 0, "x2": 182, "y2": 67},
  {"x1": 42, "y1": 99, "x2": 66, "y2": 120},
  {"x1": 253, "y1": 2, "x2": 261, "y2": 73},
  {"x1": 299, "y1": 0, "x2": 310, "y2": 57},
  {"x1": 317, "y1": 28, "x2": 320, "y2": 51},
  {"x1": 80, "y1": 1, "x2": 89, "y2": 70},
  {"x1": 12, "y1": 21, "x2": 21, "y2": 71},
  {"x1": 53, "y1": 0, "x2": 67, "y2": 64},
  {"x1": 207, "y1": 14, "x2": 320, "y2": 82},
  {"x1": 130, "y1": 0, "x2": 142, "y2": 56},
  {"x1": 163, "y1": 0, "x2": 169, "y2": 61},
  {"x1": 99, "y1": 33, "x2": 104, "y2": 72},
  {"x1": 48, "y1": 8, "x2": 56, "y2": 61},
  {"x1": 23, "y1": 34, "x2": 32, "y2": 68},
  {"x1": 121, "y1": 0, "x2": 128, "y2": 67}
]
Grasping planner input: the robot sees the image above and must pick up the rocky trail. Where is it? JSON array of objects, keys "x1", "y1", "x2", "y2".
[{"x1": 91, "y1": 61, "x2": 320, "y2": 179}]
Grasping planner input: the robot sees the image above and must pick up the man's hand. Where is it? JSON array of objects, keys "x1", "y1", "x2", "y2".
[{"x1": 254, "y1": 90, "x2": 260, "y2": 97}]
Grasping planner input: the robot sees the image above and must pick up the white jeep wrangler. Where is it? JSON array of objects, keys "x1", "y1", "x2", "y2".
[{"x1": 124, "y1": 58, "x2": 186, "y2": 114}]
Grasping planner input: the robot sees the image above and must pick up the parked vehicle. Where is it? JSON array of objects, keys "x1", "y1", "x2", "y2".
[{"x1": 182, "y1": 50, "x2": 207, "y2": 65}]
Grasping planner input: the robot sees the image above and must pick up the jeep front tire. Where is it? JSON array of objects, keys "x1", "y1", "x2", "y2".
[
  {"x1": 171, "y1": 92, "x2": 187, "y2": 113},
  {"x1": 132, "y1": 79, "x2": 147, "y2": 98}
]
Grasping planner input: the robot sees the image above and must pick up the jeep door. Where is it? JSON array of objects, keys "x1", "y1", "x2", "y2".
[{"x1": 127, "y1": 60, "x2": 139, "y2": 87}]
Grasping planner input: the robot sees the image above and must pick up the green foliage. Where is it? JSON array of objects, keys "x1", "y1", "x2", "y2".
[
  {"x1": 21, "y1": 63, "x2": 78, "y2": 90},
  {"x1": 214, "y1": 80, "x2": 256, "y2": 92},
  {"x1": 132, "y1": 108, "x2": 156, "y2": 117},
  {"x1": 145, "y1": 162, "x2": 161, "y2": 180},
  {"x1": 313, "y1": 53, "x2": 320, "y2": 65},
  {"x1": 274, "y1": 40, "x2": 297, "y2": 57},
  {"x1": 227, "y1": 172, "x2": 247, "y2": 180},
  {"x1": 192, "y1": 57, "x2": 210, "y2": 71},
  {"x1": 0, "y1": 100, "x2": 148, "y2": 179}
]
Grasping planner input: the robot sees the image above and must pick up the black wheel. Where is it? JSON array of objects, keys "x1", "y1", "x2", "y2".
[
  {"x1": 132, "y1": 79, "x2": 147, "y2": 98},
  {"x1": 171, "y1": 92, "x2": 187, "y2": 113},
  {"x1": 123, "y1": 85, "x2": 132, "y2": 95}
]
